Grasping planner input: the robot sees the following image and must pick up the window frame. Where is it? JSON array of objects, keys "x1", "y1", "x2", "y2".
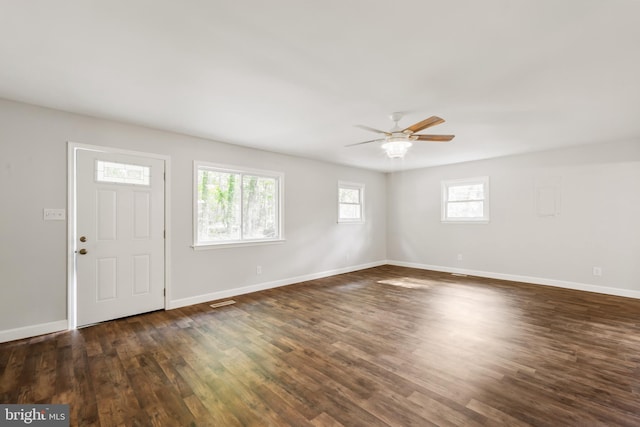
[
  {"x1": 193, "y1": 161, "x2": 285, "y2": 249},
  {"x1": 441, "y1": 176, "x2": 490, "y2": 223},
  {"x1": 337, "y1": 181, "x2": 365, "y2": 224}
]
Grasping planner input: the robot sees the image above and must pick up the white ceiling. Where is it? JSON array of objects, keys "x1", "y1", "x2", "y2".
[{"x1": 1, "y1": 1, "x2": 639, "y2": 172}]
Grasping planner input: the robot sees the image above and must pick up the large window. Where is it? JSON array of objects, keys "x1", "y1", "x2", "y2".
[
  {"x1": 194, "y1": 162, "x2": 283, "y2": 247},
  {"x1": 338, "y1": 181, "x2": 364, "y2": 223},
  {"x1": 441, "y1": 176, "x2": 490, "y2": 223}
]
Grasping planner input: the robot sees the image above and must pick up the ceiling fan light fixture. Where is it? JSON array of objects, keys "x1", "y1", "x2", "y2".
[
  {"x1": 347, "y1": 113, "x2": 453, "y2": 158},
  {"x1": 381, "y1": 138, "x2": 413, "y2": 159}
]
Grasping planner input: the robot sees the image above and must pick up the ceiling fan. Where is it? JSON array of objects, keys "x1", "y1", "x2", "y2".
[{"x1": 346, "y1": 112, "x2": 455, "y2": 158}]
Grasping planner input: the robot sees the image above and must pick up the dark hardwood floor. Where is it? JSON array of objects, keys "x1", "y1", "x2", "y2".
[{"x1": 2, "y1": 265, "x2": 640, "y2": 426}]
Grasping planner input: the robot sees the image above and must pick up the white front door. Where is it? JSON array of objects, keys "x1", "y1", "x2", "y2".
[{"x1": 76, "y1": 149, "x2": 165, "y2": 327}]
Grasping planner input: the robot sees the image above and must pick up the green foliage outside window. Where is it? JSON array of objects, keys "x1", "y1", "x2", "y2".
[{"x1": 197, "y1": 168, "x2": 279, "y2": 244}]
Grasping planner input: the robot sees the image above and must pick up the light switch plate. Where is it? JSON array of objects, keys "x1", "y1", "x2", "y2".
[{"x1": 44, "y1": 209, "x2": 66, "y2": 221}]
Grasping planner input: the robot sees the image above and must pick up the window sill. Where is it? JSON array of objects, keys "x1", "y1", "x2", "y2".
[
  {"x1": 192, "y1": 239, "x2": 286, "y2": 250},
  {"x1": 338, "y1": 220, "x2": 365, "y2": 224},
  {"x1": 441, "y1": 219, "x2": 490, "y2": 224}
]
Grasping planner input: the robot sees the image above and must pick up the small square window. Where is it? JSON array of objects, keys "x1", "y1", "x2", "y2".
[
  {"x1": 338, "y1": 181, "x2": 364, "y2": 223},
  {"x1": 441, "y1": 177, "x2": 489, "y2": 223}
]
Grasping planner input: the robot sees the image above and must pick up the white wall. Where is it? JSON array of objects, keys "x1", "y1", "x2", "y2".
[
  {"x1": 0, "y1": 98, "x2": 386, "y2": 339},
  {"x1": 2, "y1": 94, "x2": 638, "y2": 342},
  {"x1": 387, "y1": 141, "x2": 640, "y2": 297}
]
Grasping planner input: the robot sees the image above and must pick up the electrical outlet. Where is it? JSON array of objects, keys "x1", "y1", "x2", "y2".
[
  {"x1": 44, "y1": 209, "x2": 66, "y2": 221},
  {"x1": 592, "y1": 267, "x2": 602, "y2": 277},
  {"x1": 457, "y1": 254, "x2": 463, "y2": 261},
  {"x1": 256, "y1": 265, "x2": 262, "y2": 275}
]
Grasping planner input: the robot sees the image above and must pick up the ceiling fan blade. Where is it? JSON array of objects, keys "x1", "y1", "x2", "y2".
[
  {"x1": 403, "y1": 116, "x2": 445, "y2": 134},
  {"x1": 414, "y1": 134, "x2": 455, "y2": 142},
  {"x1": 344, "y1": 138, "x2": 382, "y2": 147},
  {"x1": 355, "y1": 125, "x2": 392, "y2": 136}
]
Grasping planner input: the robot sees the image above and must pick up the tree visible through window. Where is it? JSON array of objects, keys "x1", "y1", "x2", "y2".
[{"x1": 195, "y1": 163, "x2": 282, "y2": 245}]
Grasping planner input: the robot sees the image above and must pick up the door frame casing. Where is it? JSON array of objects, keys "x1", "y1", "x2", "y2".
[{"x1": 67, "y1": 142, "x2": 171, "y2": 329}]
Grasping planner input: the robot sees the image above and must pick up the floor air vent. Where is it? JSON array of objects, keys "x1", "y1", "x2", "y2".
[{"x1": 210, "y1": 300, "x2": 236, "y2": 309}]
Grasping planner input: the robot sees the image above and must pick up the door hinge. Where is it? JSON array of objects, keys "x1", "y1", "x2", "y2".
[
  {"x1": 164, "y1": 288, "x2": 166, "y2": 297},
  {"x1": 163, "y1": 230, "x2": 166, "y2": 239}
]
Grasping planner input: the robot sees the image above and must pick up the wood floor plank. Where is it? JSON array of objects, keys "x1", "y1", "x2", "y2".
[
  {"x1": 311, "y1": 412, "x2": 344, "y2": 427},
  {"x1": 408, "y1": 391, "x2": 486, "y2": 427},
  {"x1": 174, "y1": 363, "x2": 243, "y2": 426},
  {"x1": 466, "y1": 398, "x2": 532, "y2": 426},
  {"x1": 2, "y1": 265, "x2": 640, "y2": 426}
]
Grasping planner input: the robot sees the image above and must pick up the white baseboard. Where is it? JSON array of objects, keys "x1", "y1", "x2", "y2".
[
  {"x1": 387, "y1": 260, "x2": 640, "y2": 300},
  {"x1": 168, "y1": 260, "x2": 386, "y2": 309},
  {"x1": 10, "y1": 261, "x2": 633, "y2": 343},
  {"x1": 0, "y1": 319, "x2": 68, "y2": 344}
]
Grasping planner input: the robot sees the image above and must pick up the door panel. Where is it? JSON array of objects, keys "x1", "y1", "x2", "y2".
[
  {"x1": 133, "y1": 192, "x2": 151, "y2": 238},
  {"x1": 76, "y1": 150, "x2": 165, "y2": 327},
  {"x1": 96, "y1": 258, "x2": 117, "y2": 301},
  {"x1": 133, "y1": 255, "x2": 151, "y2": 295},
  {"x1": 97, "y1": 190, "x2": 117, "y2": 240}
]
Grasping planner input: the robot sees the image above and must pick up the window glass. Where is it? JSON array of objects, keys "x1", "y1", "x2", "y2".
[
  {"x1": 96, "y1": 160, "x2": 150, "y2": 186},
  {"x1": 197, "y1": 169, "x2": 241, "y2": 242},
  {"x1": 339, "y1": 188, "x2": 360, "y2": 204},
  {"x1": 448, "y1": 184, "x2": 484, "y2": 202},
  {"x1": 242, "y1": 175, "x2": 278, "y2": 239}
]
